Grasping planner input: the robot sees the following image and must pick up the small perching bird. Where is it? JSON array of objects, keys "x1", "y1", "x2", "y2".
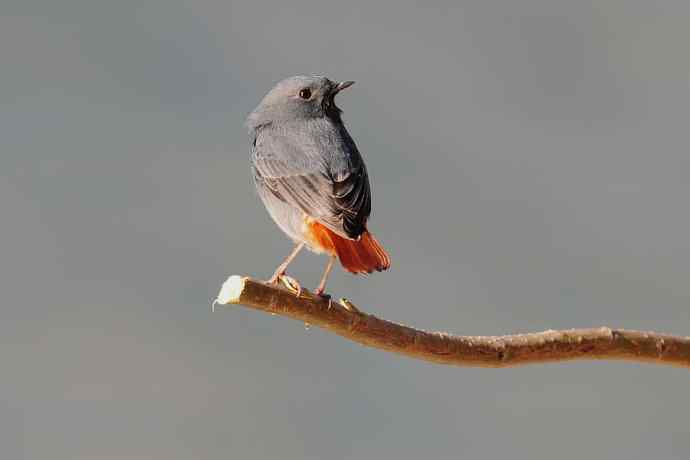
[{"x1": 247, "y1": 76, "x2": 390, "y2": 296}]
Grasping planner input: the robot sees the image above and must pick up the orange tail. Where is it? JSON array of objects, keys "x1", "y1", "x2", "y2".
[{"x1": 307, "y1": 222, "x2": 391, "y2": 274}]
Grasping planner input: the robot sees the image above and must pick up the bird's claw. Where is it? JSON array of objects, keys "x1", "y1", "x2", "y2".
[{"x1": 278, "y1": 274, "x2": 302, "y2": 297}]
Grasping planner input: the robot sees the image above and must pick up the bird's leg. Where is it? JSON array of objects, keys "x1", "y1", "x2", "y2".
[
  {"x1": 313, "y1": 255, "x2": 337, "y2": 297},
  {"x1": 269, "y1": 242, "x2": 304, "y2": 282},
  {"x1": 268, "y1": 242, "x2": 305, "y2": 296}
]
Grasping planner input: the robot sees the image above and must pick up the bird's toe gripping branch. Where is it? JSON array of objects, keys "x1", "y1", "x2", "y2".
[{"x1": 277, "y1": 274, "x2": 303, "y2": 297}]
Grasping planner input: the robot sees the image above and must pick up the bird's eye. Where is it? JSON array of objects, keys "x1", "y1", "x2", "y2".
[{"x1": 299, "y1": 88, "x2": 312, "y2": 99}]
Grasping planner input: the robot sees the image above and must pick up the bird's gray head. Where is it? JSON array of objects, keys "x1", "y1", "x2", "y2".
[{"x1": 247, "y1": 75, "x2": 355, "y2": 130}]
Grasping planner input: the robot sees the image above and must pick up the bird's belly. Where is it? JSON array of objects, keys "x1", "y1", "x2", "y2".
[{"x1": 257, "y1": 189, "x2": 332, "y2": 254}]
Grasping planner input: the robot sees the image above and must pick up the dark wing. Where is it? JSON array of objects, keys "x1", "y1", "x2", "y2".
[{"x1": 251, "y1": 121, "x2": 370, "y2": 239}]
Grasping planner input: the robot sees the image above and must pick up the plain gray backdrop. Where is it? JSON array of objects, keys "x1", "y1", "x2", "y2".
[{"x1": 2, "y1": 1, "x2": 690, "y2": 458}]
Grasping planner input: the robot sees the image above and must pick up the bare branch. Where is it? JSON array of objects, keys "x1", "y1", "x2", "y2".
[{"x1": 214, "y1": 276, "x2": 690, "y2": 369}]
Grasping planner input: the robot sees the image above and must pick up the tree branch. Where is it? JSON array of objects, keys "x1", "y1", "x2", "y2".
[{"x1": 214, "y1": 276, "x2": 690, "y2": 369}]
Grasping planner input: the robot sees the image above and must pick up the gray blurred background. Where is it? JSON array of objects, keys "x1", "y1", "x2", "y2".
[{"x1": 2, "y1": 1, "x2": 690, "y2": 458}]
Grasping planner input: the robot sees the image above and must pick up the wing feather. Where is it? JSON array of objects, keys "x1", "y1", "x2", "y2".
[{"x1": 251, "y1": 120, "x2": 370, "y2": 239}]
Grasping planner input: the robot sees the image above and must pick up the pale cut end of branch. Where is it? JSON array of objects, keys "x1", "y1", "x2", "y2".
[
  {"x1": 213, "y1": 275, "x2": 690, "y2": 370},
  {"x1": 214, "y1": 275, "x2": 246, "y2": 309}
]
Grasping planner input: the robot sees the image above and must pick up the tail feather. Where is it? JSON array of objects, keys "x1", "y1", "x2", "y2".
[
  {"x1": 331, "y1": 236, "x2": 364, "y2": 273},
  {"x1": 332, "y1": 229, "x2": 391, "y2": 274},
  {"x1": 307, "y1": 221, "x2": 391, "y2": 274},
  {"x1": 361, "y1": 231, "x2": 391, "y2": 270}
]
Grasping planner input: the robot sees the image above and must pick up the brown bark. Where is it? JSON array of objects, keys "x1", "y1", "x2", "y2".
[{"x1": 214, "y1": 276, "x2": 690, "y2": 369}]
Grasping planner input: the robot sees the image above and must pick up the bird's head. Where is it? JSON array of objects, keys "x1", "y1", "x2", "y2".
[{"x1": 247, "y1": 75, "x2": 355, "y2": 129}]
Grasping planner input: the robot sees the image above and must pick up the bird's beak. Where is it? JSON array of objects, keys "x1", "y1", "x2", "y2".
[{"x1": 334, "y1": 81, "x2": 355, "y2": 94}]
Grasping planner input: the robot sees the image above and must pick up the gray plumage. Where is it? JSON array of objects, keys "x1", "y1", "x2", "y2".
[{"x1": 247, "y1": 76, "x2": 371, "y2": 246}]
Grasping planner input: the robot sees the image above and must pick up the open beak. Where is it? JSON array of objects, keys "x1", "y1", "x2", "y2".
[{"x1": 334, "y1": 80, "x2": 355, "y2": 93}]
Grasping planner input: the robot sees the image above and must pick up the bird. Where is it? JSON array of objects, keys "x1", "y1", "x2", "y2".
[{"x1": 247, "y1": 75, "x2": 390, "y2": 296}]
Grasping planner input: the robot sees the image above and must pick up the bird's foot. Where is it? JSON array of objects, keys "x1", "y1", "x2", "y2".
[
  {"x1": 267, "y1": 270, "x2": 283, "y2": 285},
  {"x1": 274, "y1": 274, "x2": 302, "y2": 297},
  {"x1": 313, "y1": 287, "x2": 330, "y2": 299}
]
